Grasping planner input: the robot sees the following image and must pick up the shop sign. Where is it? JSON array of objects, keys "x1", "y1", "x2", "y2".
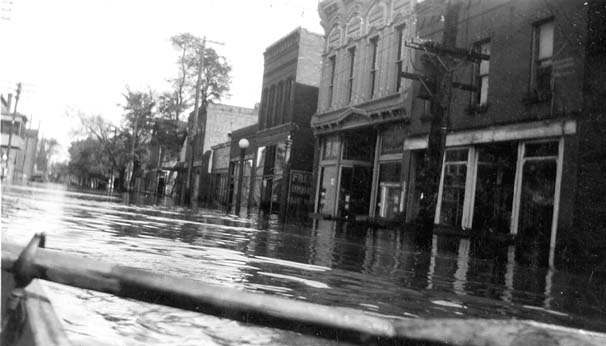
[{"x1": 288, "y1": 170, "x2": 312, "y2": 205}]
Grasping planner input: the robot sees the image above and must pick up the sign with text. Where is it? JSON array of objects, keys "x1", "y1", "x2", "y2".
[{"x1": 288, "y1": 170, "x2": 312, "y2": 209}]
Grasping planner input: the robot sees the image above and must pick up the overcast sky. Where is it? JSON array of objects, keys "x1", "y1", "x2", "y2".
[{"x1": 0, "y1": 0, "x2": 323, "y2": 161}]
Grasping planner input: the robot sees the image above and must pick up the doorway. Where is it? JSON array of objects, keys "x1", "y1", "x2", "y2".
[{"x1": 338, "y1": 165, "x2": 372, "y2": 218}]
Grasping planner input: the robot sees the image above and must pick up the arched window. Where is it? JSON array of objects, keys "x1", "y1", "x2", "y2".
[
  {"x1": 327, "y1": 25, "x2": 342, "y2": 51},
  {"x1": 394, "y1": 23, "x2": 406, "y2": 92},
  {"x1": 366, "y1": 3, "x2": 386, "y2": 32},
  {"x1": 345, "y1": 16, "x2": 363, "y2": 41},
  {"x1": 392, "y1": 0, "x2": 410, "y2": 16}
]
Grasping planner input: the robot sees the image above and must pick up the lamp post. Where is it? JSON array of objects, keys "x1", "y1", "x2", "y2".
[
  {"x1": 279, "y1": 133, "x2": 293, "y2": 222},
  {"x1": 235, "y1": 138, "x2": 249, "y2": 215}
]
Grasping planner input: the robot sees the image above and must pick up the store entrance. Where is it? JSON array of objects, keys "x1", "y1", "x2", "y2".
[{"x1": 338, "y1": 165, "x2": 373, "y2": 219}]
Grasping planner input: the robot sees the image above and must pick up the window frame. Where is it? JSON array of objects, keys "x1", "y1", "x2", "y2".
[
  {"x1": 435, "y1": 147, "x2": 477, "y2": 229},
  {"x1": 395, "y1": 24, "x2": 406, "y2": 92},
  {"x1": 369, "y1": 36, "x2": 380, "y2": 99},
  {"x1": 472, "y1": 39, "x2": 490, "y2": 106},
  {"x1": 347, "y1": 46, "x2": 356, "y2": 103},
  {"x1": 530, "y1": 19, "x2": 554, "y2": 94},
  {"x1": 328, "y1": 55, "x2": 337, "y2": 107}
]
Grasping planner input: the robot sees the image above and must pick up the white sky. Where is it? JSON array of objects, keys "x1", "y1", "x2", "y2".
[{"x1": 0, "y1": 0, "x2": 323, "y2": 161}]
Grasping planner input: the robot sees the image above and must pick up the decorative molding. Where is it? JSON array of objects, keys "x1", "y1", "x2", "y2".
[{"x1": 403, "y1": 119, "x2": 577, "y2": 150}]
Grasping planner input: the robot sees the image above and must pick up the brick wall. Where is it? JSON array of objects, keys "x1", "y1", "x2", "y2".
[
  {"x1": 295, "y1": 30, "x2": 324, "y2": 87},
  {"x1": 408, "y1": 0, "x2": 587, "y2": 135},
  {"x1": 204, "y1": 103, "x2": 258, "y2": 157}
]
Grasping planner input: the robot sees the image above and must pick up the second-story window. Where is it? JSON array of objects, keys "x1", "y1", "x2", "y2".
[
  {"x1": 260, "y1": 88, "x2": 268, "y2": 129},
  {"x1": 328, "y1": 55, "x2": 336, "y2": 107},
  {"x1": 369, "y1": 36, "x2": 379, "y2": 98},
  {"x1": 531, "y1": 20, "x2": 554, "y2": 96},
  {"x1": 276, "y1": 82, "x2": 284, "y2": 126},
  {"x1": 395, "y1": 25, "x2": 405, "y2": 92},
  {"x1": 283, "y1": 78, "x2": 292, "y2": 122},
  {"x1": 474, "y1": 40, "x2": 490, "y2": 106},
  {"x1": 347, "y1": 46, "x2": 356, "y2": 103},
  {"x1": 267, "y1": 85, "x2": 275, "y2": 128}
]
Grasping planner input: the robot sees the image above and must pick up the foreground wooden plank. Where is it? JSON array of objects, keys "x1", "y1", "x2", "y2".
[
  {"x1": 2, "y1": 242, "x2": 606, "y2": 346},
  {"x1": 24, "y1": 280, "x2": 72, "y2": 346},
  {"x1": 1, "y1": 270, "x2": 71, "y2": 346}
]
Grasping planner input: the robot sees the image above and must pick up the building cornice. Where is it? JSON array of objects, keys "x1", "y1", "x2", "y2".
[{"x1": 312, "y1": 92, "x2": 409, "y2": 134}]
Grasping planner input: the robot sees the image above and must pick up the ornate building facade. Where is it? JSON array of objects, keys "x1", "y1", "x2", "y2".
[{"x1": 312, "y1": 0, "x2": 416, "y2": 220}]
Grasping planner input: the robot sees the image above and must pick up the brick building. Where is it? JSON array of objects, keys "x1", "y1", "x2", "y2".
[
  {"x1": 312, "y1": 0, "x2": 417, "y2": 220},
  {"x1": 1, "y1": 94, "x2": 31, "y2": 182},
  {"x1": 312, "y1": 0, "x2": 606, "y2": 268},
  {"x1": 208, "y1": 141, "x2": 231, "y2": 208},
  {"x1": 181, "y1": 103, "x2": 258, "y2": 202},
  {"x1": 400, "y1": 0, "x2": 605, "y2": 268},
  {"x1": 254, "y1": 27, "x2": 324, "y2": 217},
  {"x1": 227, "y1": 124, "x2": 258, "y2": 213}
]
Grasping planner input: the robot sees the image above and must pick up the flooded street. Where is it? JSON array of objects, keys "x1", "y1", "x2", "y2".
[{"x1": 2, "y1": 184, "x2": 606, "y2": 345}]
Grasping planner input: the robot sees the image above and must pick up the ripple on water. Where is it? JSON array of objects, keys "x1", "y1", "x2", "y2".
[{"x1": 3, "y1": 184, "x2": 606, "y2": 345}]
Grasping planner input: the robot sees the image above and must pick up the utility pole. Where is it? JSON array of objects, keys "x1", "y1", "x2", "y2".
[
  {"x1": 6, "y1": 82, "x2": 22, "y2": 183},
  {"x1": 181, "y1": 37, "x2": 206, "y2": 205},
  {"x1": 401, "y1": 1, "x2": 488, "y2": 232},
  {"x1": 180, "y1": 37, "x2": 224, "y2": 206},
  {"x1": 19, "y1": 112, "x2": 32, "y2": 182}
]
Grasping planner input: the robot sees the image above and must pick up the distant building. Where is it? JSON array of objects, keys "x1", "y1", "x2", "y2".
[
  {"x1": 227, "y1": 124, "x2": 258, "y2": 213},
  {"x1": 179, "y1": 103, "x2": 258, "y2": 202},
  {"x1": 144, "y1": 119, "x2": 187, "y2": 196},
  {"x1": 254, "y1": 27, "x2": 324, "y2": 217},
  {"x1": 1, "y1": 94, "x2": 33, "y2": 183},
  {"x1": 208, "y1": 141, "x2": 232, "y2": 208},
  {"x1": 15, "y1": 129, "x2": 39, "y2": 182}
]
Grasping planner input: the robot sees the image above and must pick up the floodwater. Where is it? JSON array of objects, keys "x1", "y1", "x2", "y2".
[{"x1": 2, "y1": 183, "x2": 606, "y2": 346}]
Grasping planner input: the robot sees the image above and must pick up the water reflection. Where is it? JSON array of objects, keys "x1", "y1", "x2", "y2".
[{"x1": 2, "y1": 184, "x2": 606, "y2": 346}]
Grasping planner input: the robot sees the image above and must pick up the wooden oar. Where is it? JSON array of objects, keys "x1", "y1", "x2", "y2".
[{"x1": 2, "y1": 238, "x2": 605, "y2": 346}]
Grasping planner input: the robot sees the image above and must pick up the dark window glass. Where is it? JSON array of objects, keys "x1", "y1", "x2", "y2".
[
  {"x1": 264, "y1": 145, "x2": 276, "y2": 175},
  {"x1": 445, "y1": 149, "x2": 468, "y2": 162},
  {"x1": 532, "y1": 20, "x2": 554, "y2": 93},
  {"x1": 380, "y1": 124, "x2": 404, "y2": 155},
  {"x1": 472, "y1": 143, "x2": 517, "y2": 233},
  {"x1": 369, "y1": 37, "x2": 379, "y2": 98},
  {"x1": 525, "y1": 141, "x2": 558, "y2": 157},
  {"x1": 347, "y1": 47, "x2": 356, "y2": 102},
  {"x1": 342, "y1": 131, "x2": 373, "y2": 161},
  {"x1": 440, "y1": 163, "x2": 467, "y2": 226},
  {"x1": 379, "y1": 162, "x2": 401, "y2": 182},
  {"x1": 328, "y1": 56, "x2": 336, "y2": 107}
]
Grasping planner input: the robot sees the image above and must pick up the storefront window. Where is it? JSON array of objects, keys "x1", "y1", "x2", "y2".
[
  {"x1": 317, "y1": 165, "x2": 338, "y2": 214},
  {"x1": 376, "y1": 162, "x2": 402, "y2": 218},
  {"x1": 516, "y1": 140, "x2": 559, "y2": 261},
  {"x1": 322, "y1": 135, "x2": 339, "y2": 160},
  {"x1": 407, "y1": 150, "x2": 428, "y2": 221},
  {"x1": 342, "y1": 130, "x2": 373, "y2": 161},
  {"x1": 439, "y1": 148, "x2": 469, "y2": 227},
  {"x1": 275, "y1": 142, "x2": 286, "y2": 176},
  {"x1": 472, "y1": 143, "x2": 516, "y2": 233},
  {"x1": 264, "y1": 145, "x2": 276, "y2": 175},
  {"x1": 380, "y1": 124, "x2": 405, "y2": 155},
  {"x1": 256, "y1": 147, "x2": 266, "y2": 177}
]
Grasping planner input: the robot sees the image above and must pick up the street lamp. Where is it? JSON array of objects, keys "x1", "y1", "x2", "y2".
[{"x1": 235, "y1": 138, "x2": 249, "y2": 215}]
